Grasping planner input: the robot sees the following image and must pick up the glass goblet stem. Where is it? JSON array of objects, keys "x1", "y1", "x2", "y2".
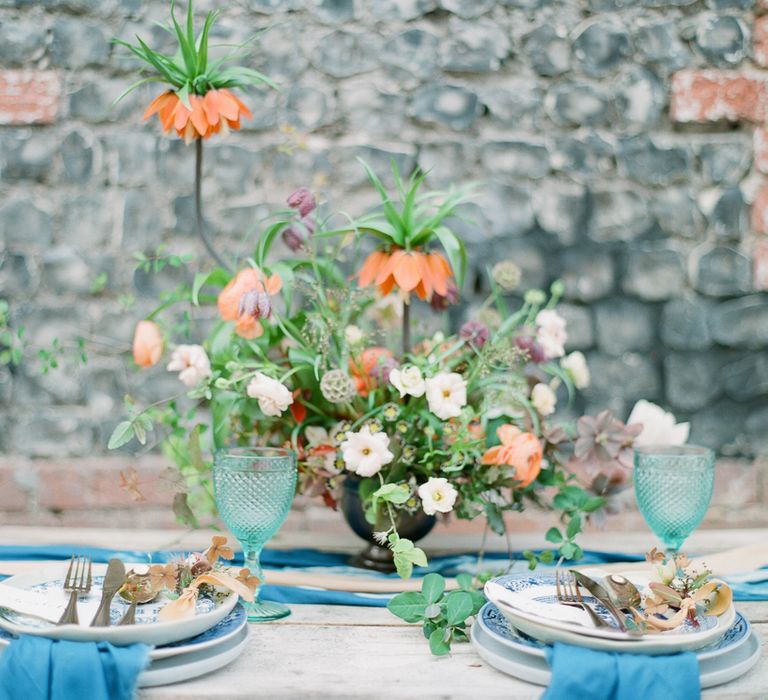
[{"x1": 244, "y1": 545, "x2": 264, "y2": 603}]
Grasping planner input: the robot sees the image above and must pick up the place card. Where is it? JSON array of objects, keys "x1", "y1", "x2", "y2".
[{"x1": 0, "y1": 584, "x2": 101, "y2": 625}]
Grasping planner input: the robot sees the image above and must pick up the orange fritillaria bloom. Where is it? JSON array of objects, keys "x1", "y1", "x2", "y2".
[
  {"x1": 217, "y1": 267, "x2": 282, "y2": 339},
  {"x1": 349, "y1": 347, "x2": 394, "y2": 397},
  {"x1": 357, "y1": 247, "x2": 453, "y2": 302},
  {"x1": 143, "y1": 88, "x2": 253, "y2": 143},
  {"x1": 482, "y1": 424, "x2": 543, "y2": 488},
  {"x1": 132, "y1": 320, "x2": 163, "y2": 368}
]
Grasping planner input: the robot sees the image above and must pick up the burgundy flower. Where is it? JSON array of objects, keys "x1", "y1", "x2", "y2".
[
  {"x1": 514, "y1": 336, "x2": 547, "y2": 363},
  {"x1": 368, "y1": 356, "x2": 399, "y2": 384},
  {"x1": 459, "y1": 320, "x2": 489, "y2": 348},
  {"x1": 430, "y1": 279, "x2": 460, "y2": 312},
  {"x1": 281, "y1": 225, "x2": 305, "y2": 252},
  {"x1": 238, "y1": 289, "x2": 272, "y2": 320},
  {"x1": 287, "y1": 187, "x2": 317, "y2": 218}
]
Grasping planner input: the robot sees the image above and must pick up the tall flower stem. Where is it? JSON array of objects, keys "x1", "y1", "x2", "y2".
[
  {"x1": 195, "y1": 139, "x2": 231, "y2": 272},
  {"x1": 402, "y1": 299, "x2": 411, "y2": 357}
]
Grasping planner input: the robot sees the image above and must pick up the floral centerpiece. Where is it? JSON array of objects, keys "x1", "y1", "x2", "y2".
[{"x1": 109, "y1": 1, "x2": 642, "y2": 578}]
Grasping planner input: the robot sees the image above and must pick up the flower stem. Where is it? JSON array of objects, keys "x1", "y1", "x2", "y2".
[
  {"x1": 195, "y1": 139, "x2": 231, "y2": 272},
  {"x1": 402, "y1": 299, "x2": 411, "y2": 357}
]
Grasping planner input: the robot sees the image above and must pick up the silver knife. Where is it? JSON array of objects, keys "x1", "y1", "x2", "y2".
[
  {"x1": 90, "y1": 559, "x2": 126, "y2": 627},
  {"x1": 571, "y1": 571, "x2": 642, "y2": 635}
]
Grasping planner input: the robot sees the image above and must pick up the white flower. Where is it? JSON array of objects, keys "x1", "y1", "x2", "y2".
[
  {"x1": 561, "y1": 351, "x2": 590, "y2": 389},
  {"x1": 535, "y1": 309, "x2": 567, "y2": 360},
  {"x1": 531, "y1": 383, "x2": 557, "y2": 416},
  {"x1": 167, "y1": 344, "x2": 212, "y2": 388},
  {"x1": 418, "y1": 477, "x2": 458, "y2": 516},
  {"x1": 425, "y1": 372, "x2": 467, "y2": 420},
  {"x1": 246, "y1": 372, "x2": 294, "y2": 417},
  {"x1": 389, "y1": 365, "x2": 426, "y2": 398},
  {"x1": 627, "y1": 400, "x2": 689, "y2": 447},
  {"x1": 340, "y1": 425, "x2": 394, "y2": 477},
  {"x1": 344, "y1": 325, "x2": 364, "y2": 346}
]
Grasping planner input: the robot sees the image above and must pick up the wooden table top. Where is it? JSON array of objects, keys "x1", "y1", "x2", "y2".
[{"x1": 1, "y1": 526, "x2": 766, "y2": 699}]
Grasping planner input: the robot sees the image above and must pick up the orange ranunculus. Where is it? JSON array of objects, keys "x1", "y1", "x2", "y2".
[
  {"x1": 349, "y1": 347, "x2": 394, "y2": 397},
  {"x1": 357, "y1": 247, "x2": 453, "y2": 302},
  {"x1": 217, "y1": 267, "x2": 282, "y2": 340},
  {"x1": 482, "y1": 424, "x2": 543, "y2": 488},
  {"x1": 143, "y1": 89, "x2": 253, "y2": 144},
  {"x1": 132, "y1": 320, "x2": 163, "y2": 368}
]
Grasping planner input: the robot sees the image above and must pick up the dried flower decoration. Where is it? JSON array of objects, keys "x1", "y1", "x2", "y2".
[
  {"x1": 149, "y1": 564, "x2": 179, "y2": 592},
  {"x1": 119, "y1": 467, "x2": 145, "y2": 502},
  {"x1": 204, "y1": 535, "x2": 234, "y2": 564},
  {"x1": 236, "y1": 568, "x2": 260, "y2": 594}
]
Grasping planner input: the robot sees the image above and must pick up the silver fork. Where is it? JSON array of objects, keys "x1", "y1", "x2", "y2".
[
  {"x1": 555, "y1": 568, "x2": 610, "y2": 629},
  {"x1": 57, "y1": 555, "x2": 92, "y2": 625}
]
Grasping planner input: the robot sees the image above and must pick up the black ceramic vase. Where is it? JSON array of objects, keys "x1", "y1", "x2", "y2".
[{"x1": 340, "y1": 475, "x2": 436, "y2": 572}]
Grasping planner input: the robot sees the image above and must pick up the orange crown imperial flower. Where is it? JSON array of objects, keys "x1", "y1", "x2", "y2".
[
  {"x1": 482, "y1": 424, "x2": 543, "y2": 488},
  {"x1": 143, "y1": 89, "x2": 253, "y2": 143},
  {"x1": 357, "y1": 247, "x2": 453, "y2": 302}
]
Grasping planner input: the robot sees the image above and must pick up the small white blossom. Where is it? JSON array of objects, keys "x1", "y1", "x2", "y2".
[
  {"x1": 531, "y1": 383, "x2": 557, "y2": 416},
  {"x1": 627, "y1": 400, "x2": 689, "y2": 447},
  {"x1": 167, "y1": 345, "x2": 212, "y2": 388},
  {"x1": 561, "y1": 351, "x2": 590, "y2": 389},
  {"x1": 344, "y1": 325, "x2": 364, "y2": 346},
  {"x1": 340, "y1": 425, "x2": 394, "y2": 477},
  {"x1": 418, "y1": 477, "x2": 458, "y2": 515},
  {"x1": 535, "y1": 309, "x2": 567, "y2": 360},
  {"x1": 389, "y1": 365, "x2": 426, "y2": 398},
  {"x1": 425, "y1": 372, "x2": 467, "y2": 420},
  {"x1": 246, "y1": 372, "x2": 294, "y2": 417}
]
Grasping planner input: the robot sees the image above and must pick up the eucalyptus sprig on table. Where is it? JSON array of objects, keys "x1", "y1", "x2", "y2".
[{"x1": 387, "y1": 573, "x2": 486, "y2": 656}]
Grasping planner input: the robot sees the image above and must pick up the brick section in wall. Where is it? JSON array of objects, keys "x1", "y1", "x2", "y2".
[{"x1": 0, "y1": 70, "x2": 60, "y2": 125}]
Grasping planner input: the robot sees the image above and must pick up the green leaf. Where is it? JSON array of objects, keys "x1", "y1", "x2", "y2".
[
  {"x1": 424, "y1": 603, "x2": 441, "y2": 619},
  {"x1": 428, "y1": 627, "x2": 451, "y2": 656},
  {"x1": 387, "y1": 591, "x2": 428, "y2": 623},
  {"x1": 560, "y1": 542, "x2": 577, "y2": 560},
  {"x1": 456, "y1": 572, "x2": 474, "y2": 592},
  {"x1": 582, "y1": 496, "x2": 606, "y2": 513},
  {"x1": 108, "y1": 421, "x2": 134, "y2": 450},
  {"x1": 372, "y1": 482, "x2": 410, "y2": 505},
  {"x1": 539, "y1": 550, "x2": 555, "y2": 564},
  {"x1": 432, "y1": 225, "x2": 467, "y2": 290},
  {"x1": 545, "y1": 527, "x2": 563, "y2": 544},
  {"x1": 133, "y1": 419, "x2": 147, "y2": 445},
  {"x1": 566, "y1": 514, "x2": 582, "y2": 540},
  {"x1": 423, "y1": 620, "x2": 438, "y2": 640},
  {"x1": 444, "y1": 591, "x2": 473, "y2": 625},
  {"x1": 192, "y1": 267, "x2": 231, "y2": 306},
  {"x1": 421, "y1": 573, "x2": 445, "y2": 604},
  {"x1": 394, "y1": 555, "x2": 413, "y2": 579},
  {"x1": 255, "y1": 220, "x2": 291, "y2": 268}
]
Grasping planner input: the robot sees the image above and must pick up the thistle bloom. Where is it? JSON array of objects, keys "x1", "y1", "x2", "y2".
[
  {"x1": 418, "y1": 477, "x2": 458, "y2": 516},
  {"x1": 143, "y1": 89, "x2": 253, "y2": 144},
  {"x1": 425, "y1": 372, "x2": 467, "y2": 420},
  {"x1": 357, "y1": 248, "x2": 453, "y2": 302},
  {"x1": 514, "y1": 336, "x2": 547, "y2": 364},
  {"x1": 287, "y1": 187, "x2": 317, "y2": 218},
  {"x1": 482, "y1": 424, "x2": 543, "y2": 488},
  {"x1": 340, "y1": 425, "x2": 394, "y2": 477},
  {"x1": 167, "y1": 344, "x2": 212, "y2": 387},
  {"x1": 217, "y1": 267, "x2": 282, "y2": 339},
  {"x1": 459, "y1": 320, "x2": 489, "y2": 348},
  {"x1": 132, "y1": 320, "x2": 163, "y2": 368},
  {"x1": 246, "y1": 372, "x2": 293, "y2": 417}
]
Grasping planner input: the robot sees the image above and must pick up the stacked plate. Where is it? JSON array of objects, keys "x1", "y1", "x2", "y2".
[
  {"x1": 0, "y1": 565, "x2": 250, "y2": 687},
  {"x1": 476, "y1": 571, "x2": 761, "y2": 689}
]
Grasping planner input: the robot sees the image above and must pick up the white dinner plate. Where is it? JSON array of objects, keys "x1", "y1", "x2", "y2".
[
  {"x1": 485, "y1": 571, "x2": 736, "y2": 654},
  {"x1": 470, "y1": 618, "x2": 761, "y2": 690},
  {"x1": 0, "y1": 566, "x2": 238, "y2": 647},
  {"x1": 138, "y1": 625, "x2": 251, "y2": 688}
]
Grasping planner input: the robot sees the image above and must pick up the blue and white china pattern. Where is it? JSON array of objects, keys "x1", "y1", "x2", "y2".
[
  {"x1": 478, "y1": 602, "x2": 750, "y2": 661},
  {"x1": 0, "y1": 576, "x2": 217, "y2": 629},
  {"x1": 491, "y1": 573, "x2": 719, "y2": 634}
]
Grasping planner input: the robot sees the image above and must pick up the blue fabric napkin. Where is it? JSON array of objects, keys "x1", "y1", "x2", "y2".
[
  {"x1": 0, "y1": 635, "x2": 150, "y2": 700},
  {"x1": 543, "y1": 642, "x2": 701, "y2": 700}
]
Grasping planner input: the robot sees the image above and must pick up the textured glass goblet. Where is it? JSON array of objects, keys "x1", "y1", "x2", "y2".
[
  {"x1": 214, "y1": 447, "x2": 297, "y2": 622},
  {"x1": 634, "y1": 445, "x2": 715, "y2": 555}
]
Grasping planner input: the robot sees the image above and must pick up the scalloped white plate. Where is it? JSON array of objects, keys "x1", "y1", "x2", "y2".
[{"x1": 0, "y1": 565, "x2": 238, "y2": 647}]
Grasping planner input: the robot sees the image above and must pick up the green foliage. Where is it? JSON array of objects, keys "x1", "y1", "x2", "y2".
[
  {"x1": 90, "y1": 272, "x2": 109, "y2": 294},
  {"x1": 113, "y1": 0, "x2": 277, "y2": 103},
  {"x1": 134, "y1": 246, "x2": 193, "y2": 275},
  {"x1": 387, "y1": 573, "x2": 485, "y2": 656},
  {"x1": 389, "y1": 533, "x2": 428, "y2": 579},
  {"x1": 107, "y1": 397, "x2": 155, "y2": 450}
]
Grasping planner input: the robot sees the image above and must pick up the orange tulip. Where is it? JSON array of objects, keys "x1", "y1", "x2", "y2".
[
  {"x1": 357, "y1": 247, "x2": 453, "y2": 302},
  {"x1": 143, "y1": 89, "x2": 252, "y2": 143},
  {"x1": 217, "y1": 267, "x2": 282, "y2": 340},
  {"x1": 349, "y1": 347, "x2": 394, "y2": 397},
  {"x1": 132, "y1": 320, "x2": 163, "y2": 368},
  {"x1": 482, "y1": 424, "x2": 543, "y2": 488}
]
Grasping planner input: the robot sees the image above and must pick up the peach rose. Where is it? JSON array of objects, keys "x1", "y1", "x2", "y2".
[
  {"x1": 217, "y1": 267, "x2": 282, "y2": 339},
  {"x1": 482, "y1": 424, "x2": 543, "y2": 488},
  {"x1": 132, "y1": 320, "x2": 163, "y2": 368}
]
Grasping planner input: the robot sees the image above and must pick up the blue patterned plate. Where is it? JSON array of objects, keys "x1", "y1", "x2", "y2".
[
  {"x1": 484, "y1": 572, "x2": 737, "y2": 654},
  {"x1": 478, "y1": 602, "x2": 751, "y2": 662}
]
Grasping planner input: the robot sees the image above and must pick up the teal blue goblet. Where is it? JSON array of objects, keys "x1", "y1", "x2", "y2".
[
  {"x1": 633, "y1": 445, "x2": 715, "y2": 555},
  {"x1": 214, "y1": 447, "x2": 297, "y2": 622}
]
